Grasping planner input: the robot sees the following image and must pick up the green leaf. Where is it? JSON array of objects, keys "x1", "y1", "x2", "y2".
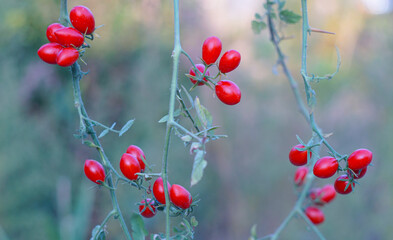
[
  {"x1": 249, "y1": 224, "x2": 257, "y2": 240},
  {"x1": 98, "y1": 128, "x2": 110, "y2": 138},
  {"x1": 194, "y1": 97, "x2": 212, "y2": 128},
  {"x1": 278, "y1": 1, "x2": 286, "y2": 10},
  {"x1": 158, "y1": 109, "x2": 181, "y2": 123},
  {"x1": 83, "y1": 140, "x2": 99, "y2": 148},
  {"x1": 191, "y1": 150, "x2": 207, "y2": 186},
  {"x1": 90, "y1": 225, "x2": 105, "y2": 240},
  {"x1": 254, "y1": 13, "x2": 262, "y2": 20},
  {"x1": 279, "y1": 9, "x2": 301, "y2": 24},
  {"x1": 263, "y1": 1, "x2": 275, "y2": 10},
  {"x1": 119, "y1": 119, "x2": 134, "y2": 136},
  {"x1": 252, "y1": 20, "x2": 267, "y2": 34},
  {"x1": 181, "y1": 85, "x2": 194, "y2": 107},
  {"x1": 190, "y1": 216, "x2": 198, "y2": 227},
  {"x1": 131, "y1": 213, "x2": 148, "y2": 240}
]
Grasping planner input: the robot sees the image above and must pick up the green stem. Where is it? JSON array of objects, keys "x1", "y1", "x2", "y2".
[
  {"x1": 59, "y1": 0, "x2": 68, "y2": 26},
  {"x1": 264, "y1": 0, "x2": 328, "y2": 239},
  {"x1": 266, "y1": 4, "x2": 310, "y2": 123},
  {"x1": 70, "y1": 63, "x2": 132, "y2": 240},
  {"x1": 160, "y1": 0, "x2": 182, "y2": 238},
  {"x1": 92, "y1": 210, "x2": 117, "y2": 240}
]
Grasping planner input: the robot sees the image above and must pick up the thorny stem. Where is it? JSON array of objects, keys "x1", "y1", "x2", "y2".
[
  {"x1": 264, "y1": 0, "x2": 333, "y2": 239},
  {"x1": 160, "y1": 0, "x2": 181, "y2": 238},
  {"x1": 70, "y1": 64, "x2": 132, "y2": 240}
]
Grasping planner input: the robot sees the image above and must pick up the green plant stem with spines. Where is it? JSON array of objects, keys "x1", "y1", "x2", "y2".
[
  {"x1": 60, "y1": 1, "x2": 132, "y2": 238},
  {"x1": 263, "y1": 0, "x2": 339, "y2": 239},
  {"x1": 70, "y1": 63, "x2": 132, "y2": 240}
]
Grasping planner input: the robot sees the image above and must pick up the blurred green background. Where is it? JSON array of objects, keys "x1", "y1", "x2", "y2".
[{"x1": 1, "y1": 0, "x2": 392, "y2": 239}]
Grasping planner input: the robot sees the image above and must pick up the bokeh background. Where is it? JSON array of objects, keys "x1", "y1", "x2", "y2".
[{"x1": 1, "y1": 0, "x2": 392, "y2": 239}]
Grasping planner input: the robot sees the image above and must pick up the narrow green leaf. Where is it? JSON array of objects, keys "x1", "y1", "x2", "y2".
[
  {"x1": 181, "y1": 85, "x2": 194, "y2": 107},
  {"x1": 83, "y1": 140, "x2": 99, "y2": 148},
  {"x1": 191, "y1": 150, "x2": 207, "y2": 186},
  {"x1": 250, "y1": 224, "x2": 257, "y2": 240},
  {"x1": 90, "y1": 225, "x2": 105, "y2": 240},
  {"x1": 255, "y1": 13, "x2": 262, "y2": 20},
  {"x1": 252, "y1": 20, "x2": 267, "y2": 34},
  {"x1": 190, "y1": 216, "x2": 198, "y2": 227},
  {"x1": 158, "y1": 109, "x2": 182, "y2": 123},
  {"x1": 194, "y1": 97, "x2": 212, "y2": 128},
  {"x1": 279, "y1": 9, "x2": 301, "y2": 24},
  {"x1": 98, "y1": 128, "x2": 110, "y2": 138},
  {"x1": 278, "y1": 1, "x2": 286, "y2": 10},
  {"x1": 119, "y1": 119, "x2": 134, "y2": 136},
  {"x1": 131, "y1": 213, "x2": 148, "y2": 240}
]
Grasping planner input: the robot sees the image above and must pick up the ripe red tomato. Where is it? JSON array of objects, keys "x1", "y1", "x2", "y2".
[
  {"x1": 139, "y1": 199, "x2": 156, "y2": 218},
  {"x1": 289, "y1": 144, "x2": 310, "y2": 166},
  {"x1": 334, "y1": 175, "x2": 354, "y2": 194},
  {"x1": 126, "y1": 145, "x2": 146, "y2": 172},
  {"x1": 189, "y1": 64, "x2": 210, "y2": 86},
  {"x1": 37, "y1": 43, "x2": 64, "y2": 64},
  {"x1": 84, "y1": 159, "x2": 105, "y2": 184},
  {"x1": 169, "y1": 184, "x2": 192, "y2": 209},
  {"x1": 313, "y1": 156, "x2": 338, "y2": 178},
  {"x1": 294, "y1": 166, "x2": 308, "y2": 186},
  {"x1": 305, "y1": 207, "x2": 324, "y2": 225},
  {"x1": 348, "y1": 167, "x2": 367, "y2": 179},
  {"x1": 215, "y1": 80, "x2": 241, "y2": 105},
  {"x1": 347, "y1": 149, "x2": 372, "y2": 170},
  {"x1": 153, "y1": 177, "x2": 171, "y2": 204},
  {"x1": 54, "y1": 27, "x2": 85, "y2": 48},
  {"x1": 70, "y1": 6, "x2": 96, "y2": 35},
  {"x1": 218, "y1": 50, "x2": 241, "y2": 73},
  {"x1": 202, "y1": 36, "x2": 222, "y2": 65},
  {"x1": 46, "y1": 23, "x2": 65, "y2": 43},
  {"x1": 120, "y1": 153, "x2": 141, "y2": 181},
  {"x1": 309, "y1": 186, "x2": 336, "y2": 205},
  {"x1": 56, "y1": 48, "x2": 79, "y2": 67}
]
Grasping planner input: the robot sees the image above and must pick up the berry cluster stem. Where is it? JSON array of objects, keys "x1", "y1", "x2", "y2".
[
  {"x1": 263, "y1": 0, "x2": 330, "y2": 239},
  {"x1": 60, "y1": 1, "x2": 132, "y2": 238},
  {"x1": 160, "y1": 0, "x2": 181, "y2": 238}
]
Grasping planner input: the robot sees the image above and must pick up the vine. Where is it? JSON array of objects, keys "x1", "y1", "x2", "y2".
[{"x1": 251, "y1": 0, "x2": 372, "y2": 239}]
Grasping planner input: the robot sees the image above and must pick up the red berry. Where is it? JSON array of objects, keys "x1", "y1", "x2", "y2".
[
  {"x1": 334, "y1": 175, "x2": 354, "y2": 194},
  {"x1": 294, "y1": 166, "x2": 308, "y2": 186},
  {"x1": 318, "y1": 185, "x2": 336, "y2": 204},
  {"x1": 37, "y1": 43, "x2": 64, "y2": 64},
  {"x1": 309, "y1": 188, "x2": 321, "y2": 201},
  {"x1": 218, "y1": 50, "x2": 241, "y2": 73},
  {"x1": 126, "y1": 145, "x2": 146, "y2": 172},
  {"x1": 54, "y1": 27, "x2": 85, "y2": 48},
  {"x1": 313, "y1": 156, "x2": 338, "y2": 178},
  {"x1": 153, "y1": 177, "x2": 171, "y2": 204},
  {"x1": 215, "y1": 80, "x2": 241, "y2": 105},
  {"x1": 202, "y1": 36, "x2": 222, "y2": 65},
  {"x1": 119, "y1": 153, "x2": 141, "y2": 181},
  {"x1": 84, "y1": 159, "x2": 105, "y2": 184},
  {"x1": 347, "y1": 149, "x2": 372, "y2": 170},
  {"x1": 70, "y1": 6, "x2": 96, "y2": 35},
  {"x1": 305, "y1": 207, "x2": 324, "y2": 225},
  {"x1": 139, "y1": 199, "x2": 156, "y2": 218},
  {"x1": 169, "y1": 184, "x2": 192, "y2": 209},
  {"x1": 46, "y1": 23, "x2": 65, "y2": 43},
  {"x1": 56, "y1": 48, "x2": 79, "y2": 67},
  {"x1": 289, "y1": 144, "x2": 310, "y2": 166},
  {"x1": 348, "y1": 167, "x2": 367, "y2": 179},
  {"x1": 189, "y1": 64, "x2": 210, "y2": 86}
]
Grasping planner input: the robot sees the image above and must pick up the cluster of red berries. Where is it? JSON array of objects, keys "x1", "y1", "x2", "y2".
[
  {"x1": 83, "y1": 144, "x2": 193, "y2": 218},
  {"x1": 188, "y1": 36, "x2": 242, "y2": 105},
  {"x1": 290, "y1": 144, "x2": 373, "y2": 225},
  {"x1": 37, "y1": 6, "x2": 95, "y2": 67},
  {"x1": 140, "y1": 177, "x2": 193, "y2": 218}
]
